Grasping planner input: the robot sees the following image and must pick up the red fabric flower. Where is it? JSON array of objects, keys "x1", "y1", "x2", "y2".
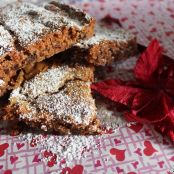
[{"x1": 92, "y1": 39, "x2": 174, "y2": 141}]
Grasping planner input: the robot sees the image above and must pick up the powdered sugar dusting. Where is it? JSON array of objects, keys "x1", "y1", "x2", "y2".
[
  {"x1": 17, "y1": 75, "x2": 125, "y2": 168},
  {"x1": 14, "y1": 65, "x2": 72, "y2": 99},
  {"x1": 77, "y1": 24, "x2": 134, "y2": 47},
  {"x1": 42, "y1": 135, "x2": 97, "y2": 163},
  {"x1": 0, "y1": 25, "x2": 14, "y2": 56},
  {"x1": 18, "y1": 82, "x2": 95, "y2": 125},
  {"x1": 19, "y1": 133, "x2": 101, "y2": 167},
  {"x1": 18, "y1": 93, "x2": 124, "y2": 168},
  {"x1": 18, "y1": 89, "x2": 125, "y2": 167},
  {"x1": 0, "y1": 79, "x2": 5, "y2": 87},
  {"x1": 0, "y1": 0, "x2": 16, "y2": 7},
  {"x1": 0, "y1": 2, "x2": 88, "y2": 46},
  {"x1": 35, "y1": 85, "x2": 95, "y2": 125},
  {"x1": 43, "y1": 3, "x2": 85, "y2": 29},
  {"x1": 10, "y1": 63, "x2": 96, "y2": 127},
  {"x1": 0, "y1": 2, "x2": 49, "y2": 46},
  {"x1": 96, "y1": 95, "x2": 125, "y2": 132}
]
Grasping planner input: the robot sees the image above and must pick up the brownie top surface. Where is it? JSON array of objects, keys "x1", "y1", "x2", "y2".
[{"x1": 0, "y1": 1, "x2": 93, "y2": 52}]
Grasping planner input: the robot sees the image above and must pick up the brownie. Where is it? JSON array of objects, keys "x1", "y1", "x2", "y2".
[
  {"x1": 61, "y1": 24, "x2": 137, "y2": 66},
  {"x1": 4, "y1": 57, "x2": 100, "y2": 135},
  {"x1": 0, "y1": 1, "x2": 95, "y2": 97}
]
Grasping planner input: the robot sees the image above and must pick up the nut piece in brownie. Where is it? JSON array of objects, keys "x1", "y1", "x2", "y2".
[
  {"x1": 61, "y1": 24, "x2": 137, "y2": 66},
  {"x1": 4, "y1": 58, "x2": 100, "y2": 135},
  {"x1": 0, "y1": 1, "x2": 95, "y2": 97}
]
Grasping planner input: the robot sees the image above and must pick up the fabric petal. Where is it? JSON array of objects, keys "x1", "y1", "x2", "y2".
[
  {"x1": 134, "y1": 39, "x2": 163, "y2": 85},
  {"x1": 154, "y1": 108, "x2": 174, "y2": 141},
  {"x1": 91, "y1": 80, "x2": 145, "y2": 106},
  {"x1": 163, "y1": 60, "x2": 174, "y2": 96}
]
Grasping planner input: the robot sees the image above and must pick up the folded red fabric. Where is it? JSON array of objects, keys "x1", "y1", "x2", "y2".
[{"x1": 92, "y1": 39, "x2": 174, "y2": 141}]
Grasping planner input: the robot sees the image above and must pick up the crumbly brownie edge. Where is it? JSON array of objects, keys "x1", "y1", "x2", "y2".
[
  {"x1": 87, "y1": 37, "x2": 137, "y2": 65},
  {"x1": 67, "y1": 36, "x2": 137, "y2": 66},
  {"x1": 18, "y1": 114, "x2": 101, "y2": 135},
  {"x1": 3, "y1": 100, "x2": 100, "y2": 135},
  {"x1": 0, "y1": 18, "x2": 95, "y2": 97},
  {"x1": 3, "y1": 92, "x2": 100, "y2": 135},
  {"x1": 0, "y1": 1, "x2": 96, "y2": 97},
  {"x1": 2, "y1": 62, "x2": 99, "y2": 135}
]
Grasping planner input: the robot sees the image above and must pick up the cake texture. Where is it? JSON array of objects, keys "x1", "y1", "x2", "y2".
[
  {"x1": 4, "y1": 57, "x2": 100, "y2": 135},
  {"x1": 0, "y1": 1, "x2": 95, "y2": 97},
  {"x1": 61, "y1": 24, "x2": 137, "y2": 66}
]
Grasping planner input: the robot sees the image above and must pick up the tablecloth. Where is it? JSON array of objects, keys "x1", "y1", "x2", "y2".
[{"x1": 0, "y1": 0, "x2": 174, "y2": 174}]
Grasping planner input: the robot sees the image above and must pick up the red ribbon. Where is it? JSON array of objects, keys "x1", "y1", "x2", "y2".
[{"x1": 92, "y1": 39, "x2": 174, "y2": 141}]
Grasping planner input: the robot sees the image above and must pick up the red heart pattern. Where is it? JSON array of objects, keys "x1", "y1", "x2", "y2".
[
  {"x1": 170, "y1": 156, "x2": 174, "y2": 162},
  {"x1": 47, "y1": 155, "x2": 57, "y2": 168},
  {"x1": 116, "y1": 166, "x2": 124, "y2": 173},
  {"x1": 143, "y1": 141, "x2": 157, "y2": 156},
  {"x1": 43, "y1": 150, "x2": 57, "y2": 167},
  {"x1": 32, "y1": 154, "x2": 40, "y2": 163},
  {"x1": 134, "y1": 148, "x2": 142, "y2": 156},
  {"x1": 94, "y1": 160, "x2": 101, "y2": 167},
  {"x1": 61, "y1": 165, "x2": 84, "y2": 174},
  {"x1": 10, "y1": 156, "x2": 18, "y2": 164},
  {"x1": 110, "y1": 148, "x2": 126, "y2": 161},
  {"x1": 3, "y1": 170, "x2": 12, "y2": 174},
  {"x1": 158, "y1": 161, "x2": 164, "y2": 168},
  {"x1": 132, "y1": 161, "x2": 139, "y2": 169},
  {"x1": 0, "y1": 0, "x2": 174, "y2": 173},
  {"x1": 0, "y1": 143, "x2": 9, "y2": 157},
  {"x1": 114, "y1": 138, "x2": 121, "y2": 145},
  {"x1": 16, "y1": 143, "x2": 25, "y2": 150}
]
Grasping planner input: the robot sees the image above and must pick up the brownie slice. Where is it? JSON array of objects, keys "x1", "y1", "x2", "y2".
[
  {"x1": 61, "y1": 24, "x2": 137, "y2": 66},
  {"x1": 4, "y1": 57, "x2": 100, "y2": 135},
  {"x1": 0, "y1": 1, "x2": 95, "y2": 97}
]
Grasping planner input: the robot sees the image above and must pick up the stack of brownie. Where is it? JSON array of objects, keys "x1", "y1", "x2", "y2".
[{"x1": 0, "y1": 1, "x2": 137, "y2": 134}]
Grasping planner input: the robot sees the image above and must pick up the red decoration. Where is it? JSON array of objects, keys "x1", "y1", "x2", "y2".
[
  {"x1": 16, "y1": 143, "x2": 25, "y2": 150},
  {"x1": 143, "y1": 140, "x2": 157, "y2": 156},
  {"x1": 32, "y1": 154, "x2": 40, "y2": 163},
  {"x1": 92, "y1": 39, "x2": 174, "y2": 141},
  {"x1": 10, "y1": 156, "x2": 18, "y2": 164},
  {"x1": 128, "y1": 123, "x2": 143, "y2": 133},
  {"x1": 43, "y1": 150, "x2": 57, "y2": 167},
  {"x1": 3, "y1": 170, "x2": 12, "y2": 174},
  {"x1": 110, "y1": 148, "x2": 126, "y2": 161},
  {"x1": 0, "y1": 143, "x2": 9, "y2": 157},
  {"x1": 61, "y1": 165, "x2": 84, "y2": 174}
]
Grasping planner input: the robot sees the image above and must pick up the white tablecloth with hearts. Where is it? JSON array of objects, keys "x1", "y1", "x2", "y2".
[{"x1": 0, "y1": 0, "x2": 174, "y2": 174}]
